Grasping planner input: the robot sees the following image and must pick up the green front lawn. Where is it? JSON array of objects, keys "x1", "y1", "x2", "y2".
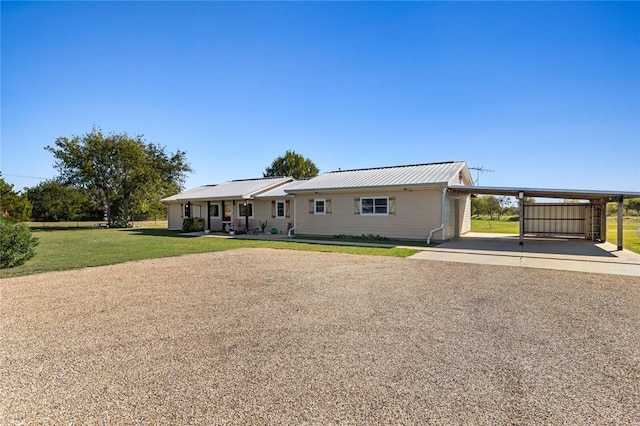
[{"x1": 0, "y1": 228, "x2": 418, "y2": 278}]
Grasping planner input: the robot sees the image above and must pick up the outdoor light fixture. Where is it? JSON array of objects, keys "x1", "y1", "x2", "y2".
[{"x1": 518, "y1": 191, "x2": 524, "y2": 199}]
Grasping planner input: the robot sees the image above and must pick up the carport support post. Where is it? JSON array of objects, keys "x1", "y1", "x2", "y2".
[
  {"x1": 617, "y1": 196, "x2": 624, "y2": 251},
  {"x1": 518, "y1": 191, "x2": 524, "y2": 246}
]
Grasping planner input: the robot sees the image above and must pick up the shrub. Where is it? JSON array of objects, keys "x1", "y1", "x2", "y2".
[
  {"x1": 112, "y1": 215, "x2": 132, "y2": 228},
  {"x1": 182, "y1": 217, "x2": 205, "y2": 232},
  {"x1": 0, "y1": 217, "x2": 39, "y2": 268}
]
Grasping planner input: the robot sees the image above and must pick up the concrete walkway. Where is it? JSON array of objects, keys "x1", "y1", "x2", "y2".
[{"x1": 409, "y1": 233, "x2": 640, "y2": 277}]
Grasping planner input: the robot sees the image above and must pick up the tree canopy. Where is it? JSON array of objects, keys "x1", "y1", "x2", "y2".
[
  {"x1": 263, "y1": 150, "x2": 319, "y2": 179},
  {"x1": 0, "y1": 173, "x2": 32, "y2": 221},
  {"x1": 45, "y1": 127, "x2": 192, "y2": 226},
  {"x1": 26, "y1": 180, "x2": 103, "y2": 222},
  {"x1": 625, "y1": 198, "x2": 640, "y2": 216}
]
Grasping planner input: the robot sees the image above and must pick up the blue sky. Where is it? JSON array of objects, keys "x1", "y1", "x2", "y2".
[{"x1": 2, "y1": 1, "x2": 639, "y2": 193}]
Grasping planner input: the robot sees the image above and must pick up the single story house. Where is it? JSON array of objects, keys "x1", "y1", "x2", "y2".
[{"x1": 162, "y1": 161, "x2": 474, "y2": 241}]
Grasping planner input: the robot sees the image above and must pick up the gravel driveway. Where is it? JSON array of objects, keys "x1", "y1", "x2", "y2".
[{"x1": 2, "y1": 248, "x2": 639, "y2": 424}]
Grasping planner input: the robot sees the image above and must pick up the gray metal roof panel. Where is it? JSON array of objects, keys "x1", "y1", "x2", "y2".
[
  {"x1": 161, "y1": 177, "x2": 292, "y2": 202},
  {"x1": 287, "y1": 162, "x2": 467, "y2": 192},
  {"x1": 255, "y1": 180, "x2": 306, "y2": 198}
]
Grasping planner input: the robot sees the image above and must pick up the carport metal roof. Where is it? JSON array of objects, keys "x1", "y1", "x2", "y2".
[
  {"x1": 448, "y1": 185, "x2": 640, "y2": 251},
  {"x1": 449, "y1": 186, "x2": 640, "y2": 202}
]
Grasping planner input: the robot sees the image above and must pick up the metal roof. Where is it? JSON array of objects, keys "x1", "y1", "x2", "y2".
[
  {"x1": 287, "y1": 161, "x2": 468, "y2": 192},
  {"x1": 449, "y1": 186, "x2": 640, "y2": 202},
  {"x1": 161, "y1": 177, "x2": 293, "y2": 202},
  {"x1": 255, "y1": 180, "x2": 307, "y2": 198}
]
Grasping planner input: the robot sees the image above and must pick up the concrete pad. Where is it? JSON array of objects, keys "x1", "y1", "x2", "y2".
[
  {"x1": 410, "y1": 233, "x2": 640, "y2": 277},
  {"x1": 410, "y1": 250, "x2": 522, "y2": 267},
  {"x1": 520, "y1": 257, "x2": 640, "y2": 277}
]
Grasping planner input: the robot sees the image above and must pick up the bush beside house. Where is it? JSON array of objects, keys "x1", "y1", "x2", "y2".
[{"x1": 182, "y1": 217, "x2": 205, "y2": 232}]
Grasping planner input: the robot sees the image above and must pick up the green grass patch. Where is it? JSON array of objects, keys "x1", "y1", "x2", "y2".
[
  {"x1": 471, "y1": 218, "x2": 519, "y2": 234},
  {"x1": 0, "y1": 228, "x2": 418, "y2": 278},
  {"x1": 607, "y1": 216, "x2": 640, "y2": 254}
]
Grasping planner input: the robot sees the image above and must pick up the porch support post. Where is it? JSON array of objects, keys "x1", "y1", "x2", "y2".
[
  {"x1": 617, "y1": 196, "x2": 624, "y2": 251},
  {"x1": 518, "y1": 191, "x2": 524, "y2": 246},
  {"x1": 245, "y1": 200, "x2": 249, "y2": 232},
  {"x1": 207, "y1": 201, "x2": 211, "y2": 231}
]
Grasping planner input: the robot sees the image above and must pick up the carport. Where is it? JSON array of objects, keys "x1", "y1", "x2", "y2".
[{"x1": 449, "y1": 186, "x2": 640, "y2": 250}]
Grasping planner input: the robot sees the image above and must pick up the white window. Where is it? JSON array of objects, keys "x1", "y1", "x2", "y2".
[
  {"x1": 314, "y1": 198, "x2": 326, "y2": 215},
  {"x1": 361, "y1": 197, "x2": 388, "y2": 215},
  {"x1": 276, "y1": 201, "x2": 286, "y2": 218},
  {"x1": 238, "y1": 202, "x2": 253, "y2": 217}
]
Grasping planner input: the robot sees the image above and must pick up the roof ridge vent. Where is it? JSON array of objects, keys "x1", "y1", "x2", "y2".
[
  {"x1": 329, "y1": 161, "x2": 457, "y2": 174},
  {"x1": 230, "y1": 176, "x2": 287, "y2": 182}
]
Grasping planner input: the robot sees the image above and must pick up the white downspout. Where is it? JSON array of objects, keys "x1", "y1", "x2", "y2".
[
  {"x1": 288, "y1": 195, "x2": 296, "y2": 237},
  {"x1": 427, "y1": 185, "x2": 447, "y2": 244}
]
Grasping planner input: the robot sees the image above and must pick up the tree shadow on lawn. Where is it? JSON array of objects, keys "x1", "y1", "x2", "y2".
[
  {"x1": 122, "y1": 228, "x2": 201, "y2": 238},
  {"x1": 30, "y1": 226, "x2": 107, "y2": 232}
]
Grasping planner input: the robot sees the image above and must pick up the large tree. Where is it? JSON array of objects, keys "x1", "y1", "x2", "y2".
[
  {"x1": 46, "y1": 127, "x2": 192, "y2": 226},
  {"x1": 263, "y1": 150, "x2": 319, "y2": 179}
]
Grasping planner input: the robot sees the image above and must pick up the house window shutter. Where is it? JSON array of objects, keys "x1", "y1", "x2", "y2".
[
  {"x1": 389, "y1": 196, "x2": 396, "y2": 215},
  {"x1": 354, "y1": 197, "x2": 360, "y2": 215},
  {"x1": 285, "y1": 200, "x2": 291, "y2": 218},
  {"x1": 309, "y1": 199, "x2": 314, "y2": 214},
  {"x1": 271, "y1": 200, "x2": 276, "y2": 218},
  {"x1": 326, "y1": 198, "x2": 332, "y2": 214}
]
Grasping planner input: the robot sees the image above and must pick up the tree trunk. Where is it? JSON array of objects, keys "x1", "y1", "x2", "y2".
[
  {"x1": 123, "y1": 196, "x2": 129, "y2": 223},
  {"x1": 106, "y1": 203, "x2": 112, "y2": 227},
  {"x1": 103, "y1": 189, "x2": 112, "y2": 227}
]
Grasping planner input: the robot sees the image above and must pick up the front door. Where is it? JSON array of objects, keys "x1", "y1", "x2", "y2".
[{"x1": 223, "y1": 201, "x2": 232, "y2": 222}]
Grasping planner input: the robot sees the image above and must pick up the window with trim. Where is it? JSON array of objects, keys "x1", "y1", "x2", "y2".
[
  {"x1": 314, "y1": 198, "x2": 326, "y2": 215},
  {"x1": 238, "y1": 202, "x2": 253, "y2": 217},
  {"x1": 211, "y1": 204, "x2": 220, "y2": 217},
  {"x1": 276, "y1": 201, "x2": 286, "y2": 218},
  {"x1": 361, "y1": 197, "x2": 388, "y2": 215}
]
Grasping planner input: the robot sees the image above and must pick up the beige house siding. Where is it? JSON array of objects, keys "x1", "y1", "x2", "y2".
[
  {"x1": 168, "y1": 191, "x2": 470, "y2": 238},
  {"x1": 167, "y1": 203, "x2": 183, "y2": 230},
  {"x1": 293, "y1": 188, "x2": 446, "y2": 240},
  {"x1": 442, "y1": 194, "x2": 472, "y2": 239},
  {"x1": 461, "y1": 195, "x2": 471, "y2": 234},
  {"x1": 253, "y1": 199, "x2": 292, "y2": 234}
]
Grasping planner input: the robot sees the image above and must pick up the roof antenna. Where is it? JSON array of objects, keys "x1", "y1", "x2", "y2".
[{"x1": 469, "y1": 166, "x2": 494, "y2": 185}]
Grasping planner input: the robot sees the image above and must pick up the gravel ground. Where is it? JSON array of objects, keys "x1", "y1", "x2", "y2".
[{"x1": 2, "y1": 248, "x2": 639, "y2": 424}]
